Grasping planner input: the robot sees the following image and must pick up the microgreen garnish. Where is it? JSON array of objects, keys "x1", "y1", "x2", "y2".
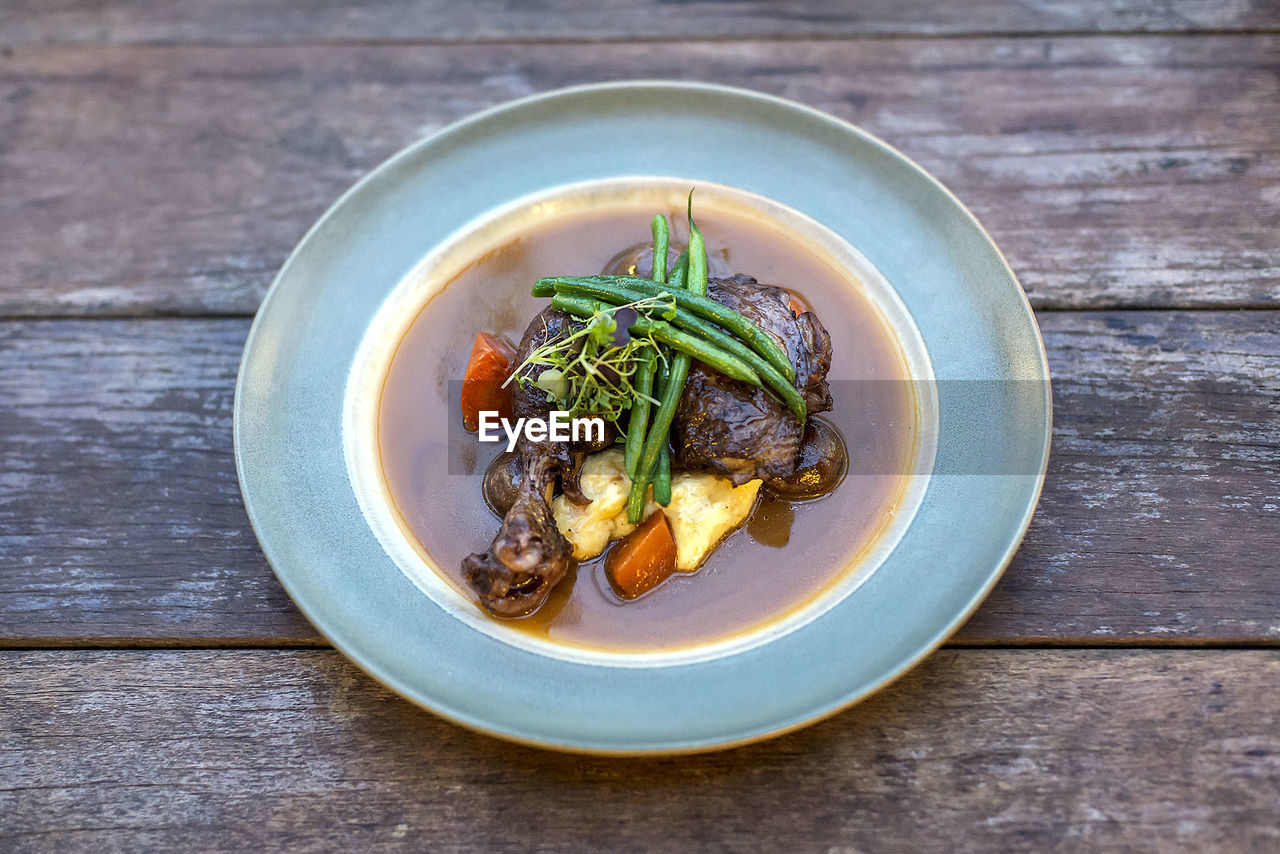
[{"x1": 503, "y1": 296, "x2": 672, "y2": 421}]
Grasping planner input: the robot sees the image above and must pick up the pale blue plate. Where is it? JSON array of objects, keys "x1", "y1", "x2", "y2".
[{"x1": 235, "y1": 81, "x2": 1051, "y2": 754}]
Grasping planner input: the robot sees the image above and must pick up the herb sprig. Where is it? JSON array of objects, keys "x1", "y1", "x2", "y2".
[{"x1": 502, "y1": 295, "x2": 675, "y2": 422}]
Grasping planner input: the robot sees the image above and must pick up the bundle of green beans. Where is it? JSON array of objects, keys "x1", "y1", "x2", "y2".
[
  {"x1": 541, "y1": 199, "x2": 806, "y2": 523},
  {"x1": 531, "y1": 274, "x2": 795, "y2": 384},
  {"x1": 624, "y1": 209, "x2": 703, "y2": 521},
  {"x1": 548, "y1": 210, "x2": 690, "y2": 521},
  {"x1": 535, "y1": 279, "x2": 805, "y2": 421}
]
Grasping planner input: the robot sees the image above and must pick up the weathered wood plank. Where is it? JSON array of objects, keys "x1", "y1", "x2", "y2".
[
  {"x1": 0, "y1": 320, "x2": 315, "y2": 641},
  {"x1": 1, "y1": 37, "x2": 1276, "y2": 316},
  {"x1": 964, "y1": 311, "x2": 1280, "y2": 643},
  {"x1": 4, "y1": 0, "x2": 1278, "y2": 46},
  {"x1": 0, "y1": 649, "x2": 1276, "y2": 850},
  {"x1": 1, "y1": 311, "x2": 1276, "y2": 643}
]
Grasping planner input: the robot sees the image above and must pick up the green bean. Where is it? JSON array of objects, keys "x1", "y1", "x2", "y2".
[
  {"x1": 547, "y1": 293, "x2": 603, "y2": 318},
  {"x1": 653, "y1": 441, "x2": 672, "y2": 506},
  {"x1": 549, "y1": 295, "x2": 752, "y2": 386},
  {"x1": 536, "y1": 275, "x2": 794, "y2": 382},
  {"x1": 652, "y1": 218, "x2": 692, "y2": 510},
  {"x1": 627, "y1": 351, "x2": 690, "y2": 523},
  {"x1": 667, "y1": 249, "x2": 689, "y2": 289},
  {"x1": 549, "y1": 280, "x2": 806, "y2": 421},
  {"x1": 631, "y1": 317, "x2": 759, "y2": 385},
  {"x1": 550, "y1": 278, "x2": 779, "y2": 370},
  {"x1": 650, "y1": 216, "x2": 669, "y2": 286},
  {"x1": 550, "y1": 296, "x2": 755, "y2": 388},
  {"x1": 627, "y1": 202, "x2": 704, "y2": 521},
  {"x1": 654, "y1": 352, "x2": 671, "y2": 389},
  {"x1": 687, "y1": 206, "x2": 708, "y2": 298},
  {"x1": 649, "y1": 357, "x2": 673, "y2": 506},
  {"x1": 652, "y1": 221, "x2": 685, "y2": 507},
  {"x1": 624, "y1": 349, "x2": 656, "y2": 478},
  {"x1": 664, "y1": 313, "x2": 805, "y2": 421},
  {"x1": 630, "y1": 205, "x2": 702, "y2": 515}
]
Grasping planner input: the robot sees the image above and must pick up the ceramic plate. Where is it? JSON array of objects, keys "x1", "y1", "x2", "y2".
[{"x1": 234, "y1": 81, "x2": 1051, "y2": 754}]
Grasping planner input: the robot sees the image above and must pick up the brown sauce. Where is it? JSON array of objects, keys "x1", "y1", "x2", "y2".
[
  {"x1": 378, "y1": 201, "x2": 915, "y2": 652},
  {"x1": 746, "y1": 495, "x2": 795, "y2": 548}
]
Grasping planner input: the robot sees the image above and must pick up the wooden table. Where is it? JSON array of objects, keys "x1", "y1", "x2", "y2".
[{"x1": 3, "y1": 2, "x2": 1278, "y2": 850}]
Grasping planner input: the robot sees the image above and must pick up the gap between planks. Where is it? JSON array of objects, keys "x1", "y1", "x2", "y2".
[
  {"x1": 2, "y1": 309, "x2": 1277, "y2": 644},
  {"x1": 4, "y1": 0, "x2": 1279, "y2": 48},
  {"x1": 6, "y1": 29, "x2": 1280, "y2": 51}
]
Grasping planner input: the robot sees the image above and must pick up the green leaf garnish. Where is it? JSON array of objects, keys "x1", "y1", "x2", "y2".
[{"x1": 504, "y1": 297, "x2": 670, "y2": 421}]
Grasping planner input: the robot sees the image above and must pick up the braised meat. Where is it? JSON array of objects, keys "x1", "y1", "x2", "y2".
[
  {"x1": 764, "y1": 416, "x2": 847, "y2": 499},
  {"x1": 672, "y1": 275, "x2": 833, "y2": 484},
  {"x1": 461, "y1": 308, "x2": 581, "y2": 617},
  {"x1": 461, "y1": 450, "x2": 572, "y2": 617}
]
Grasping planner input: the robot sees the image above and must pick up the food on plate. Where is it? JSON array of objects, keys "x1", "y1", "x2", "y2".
[
  {"x1": 377, "y1": 188, "x2": 916, "y2": 650},
  {"x1": 604, "y1": 509, "x2": 678, "y2": 599},
  {"x1": 460, "y1": 198, "x2": 839, "y2": 617},
  {"x1": 459, "y1": 332, "x2": 515, "y2": 431}
]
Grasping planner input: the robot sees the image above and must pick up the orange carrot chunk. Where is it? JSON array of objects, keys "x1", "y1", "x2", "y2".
[
  {"x1": 460, "y1": 332, "x2": 516, "y2": 432},
  {"x1": 606, "y1": 510, "x2": 678, "y2": 599}
]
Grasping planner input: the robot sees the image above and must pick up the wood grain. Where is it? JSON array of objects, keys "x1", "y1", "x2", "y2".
[
  {"x1": 1, "y1": 37, "x2": 1276, "y2": 316},
  {"x1": 0, "y1": 320, "x2": 314, "y2": 642},
  {"x1": 4, "y1": 0, "x2": 1278, "y2": 46},
  {"x1": 0, "y1": 648, "x2": 1276, "y2": 850},
  {"x1": 1, "y1": 311, "x2": 1276, "y2": 644},
  {"x1": 964, "y1": 310, "x2": 1280, "y2": 643}
]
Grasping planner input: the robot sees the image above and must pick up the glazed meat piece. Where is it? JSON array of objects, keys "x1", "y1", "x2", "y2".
[
  {"x1": 508, "y1": 308, "x2": 583, "y2": 475},
  {"x1": 672, "y1": 275, "x2": 833, "y2": 485},
  {"x1": 462, "y1": 451, "x2": 572, "y2": 617},
  {"x1": 764, "y1": 416, "x2": 847, "y2": 499},
  {"x1": 462, "y1": 308, "x2": 581, "y2": 617}
]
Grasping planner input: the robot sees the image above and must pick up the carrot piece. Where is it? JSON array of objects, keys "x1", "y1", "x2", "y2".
[
  {"x1": 606, "y1": 510, "x2": 678, "y2": 599},
  {"x1": 460, "y1": 331, "x2": 516, "y2": 432}
]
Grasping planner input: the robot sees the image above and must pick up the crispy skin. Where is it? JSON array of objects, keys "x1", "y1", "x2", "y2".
[
  {"x1": 462, "y1": 452, "x2": 572, "y2": 617},
  {"x1": 672, "y1": 276, "x2": 833, "y2": 485}
]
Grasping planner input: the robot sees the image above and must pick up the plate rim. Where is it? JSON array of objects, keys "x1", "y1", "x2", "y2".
[{"x1": 234, "y1": 79, "x2": 1053, "y2": 755}]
